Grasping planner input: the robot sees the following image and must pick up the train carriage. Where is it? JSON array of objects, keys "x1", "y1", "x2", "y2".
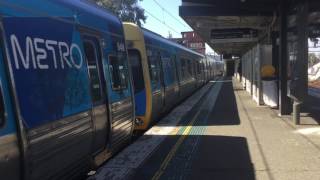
[
  {"x1": 0, "y1": 0, "x2": 134, "y2": 179},
  {"x1": 123, "y1": 23, "x2": 205, "y2": 131}
]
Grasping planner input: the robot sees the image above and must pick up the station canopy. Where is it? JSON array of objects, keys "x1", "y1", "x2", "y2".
[{"x1": 179, "y1": 0, "x2": 279, "y2": 56}]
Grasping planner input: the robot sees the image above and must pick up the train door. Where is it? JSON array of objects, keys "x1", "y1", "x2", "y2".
[
  {"x1": 194, "y1": 60, "x2": 199, "y2": 88},
  {"x1": 128, "y1": 49, "x2": 146, "y2": 118},
  {"x1": 106, "y1": 42, "x2": 134, "y2": 151},
  {"x1": 180, "y1": 57, "x2": 188, "y2": 98},
  {"x1": 196, "y1": 61, "x2": 201, "y2": 87},
  {"x1": 173, "y1": 55, "x2": 181, "y2": 98},
  {"x1": 161, "y1": 52, "x2": 178, "y2": 111},
  {"x1": 82, "y1": 36, "x2": 109, "y2": 158},
  {"x1": 187, "y1": 59, "x2": 196, "y2": 91},
  {"x1": 147, "y1": 49, "x2": 163, "y2": 120},
  {"x1": 0, "y1": 25, "x2": 20, "y2": 180},
  {"x1": 158, "y1": 52, "x2": 166, "y2": 110}
]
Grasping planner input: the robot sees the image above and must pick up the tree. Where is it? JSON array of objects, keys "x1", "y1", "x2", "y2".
[
  {"x1": 93, "y1": 0, "x2": 146, "y2": 27},
  {"x1": 308, "y1": 53, "x2": 320, "y2": 67}
]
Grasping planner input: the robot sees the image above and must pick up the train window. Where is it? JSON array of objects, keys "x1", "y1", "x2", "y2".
[
  {"x1": 172, "y1": 56, "x2": 180, "y2": 83},
  {"x1": 193, "y1": 61, "x2": 197, "y2": 75},
  {"x1": 109, "y1": 55, "x2": 128, "y2": 91},
  {"x1": 187, "y1": 59, "x2": 193, "y2": 77},
  {"x1": 83, "y1": 39, "x2": 104, "y2": 104},
  {"x1": 197, "y1": 62, "x2": 201, "y2": 75},
  {"x1": 191, "y1": 61, "x2": 195, "y2": 76},
  {"x1": 128, "y1": 49, "x2": 145, "y2": 93},
  {"x1": 147, "y1": 54, "x2": 160, "y2": 85},
  {"x1": 190, "y1": 61, "x2": 196, "y2": 76},
  {"x1": 181, "y1": 58, "x2": 186, "y2": 79}
]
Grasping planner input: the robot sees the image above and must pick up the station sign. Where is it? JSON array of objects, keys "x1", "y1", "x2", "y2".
[
  {"x1": 189, "y1": 42, "x2": 204, "y2": 49},
  {"x1": 210, "y1": 28, "x2": 258, "y2": 44}
]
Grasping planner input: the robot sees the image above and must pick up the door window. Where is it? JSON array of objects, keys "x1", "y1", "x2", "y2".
[
  {"x1": 109, "y1": 55, "x2": 128, "y2": 91},
  {"x1": 83, "y1": 39, "x2": 104, "y2": 104},
  {"x1": 147, "y1": 53, "x2": 160, "y2": 86}
]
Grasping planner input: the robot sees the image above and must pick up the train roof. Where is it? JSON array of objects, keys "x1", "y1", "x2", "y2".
[
  {"x1": 142, "y1": 28, "x2": 204, "y2": 58},
  {"x1": 0, "y1": 0, "x2": 123, "y2": 36},
  {"x1": 206, "y1": 55, "x2": 224, "y2": 63}
]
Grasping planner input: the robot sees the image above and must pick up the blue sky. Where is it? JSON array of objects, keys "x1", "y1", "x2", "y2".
[
  {"x1": 138, "y1": 0, "x2": 215, "y2": 54},
  {"x1": 139, "y1": 0, "x2": 191, "y2": 38}
]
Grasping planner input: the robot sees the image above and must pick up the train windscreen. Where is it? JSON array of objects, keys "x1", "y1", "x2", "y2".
[{"x1": 128, "y1": 49, "x2": 145, "y2": 94}]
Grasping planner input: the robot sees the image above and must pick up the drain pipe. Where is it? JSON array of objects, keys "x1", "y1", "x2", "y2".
[{"x1": 292, "y1": 100, "x2": 301, "y2": 125}]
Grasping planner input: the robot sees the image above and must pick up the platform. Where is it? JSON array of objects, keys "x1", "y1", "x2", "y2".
[{"x1": 89, "y1": 78, "x2": 320, "y2": 180}]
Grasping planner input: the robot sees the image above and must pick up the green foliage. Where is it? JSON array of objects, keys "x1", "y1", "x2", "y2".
[
  {"x1": 93, "y1": 0, "x2": 146, "y2": 26},
  {"x1": 308, "y1": 53, "x2": 320, "y2": 67}
]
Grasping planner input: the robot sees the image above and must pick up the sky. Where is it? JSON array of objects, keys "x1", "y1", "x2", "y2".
[{"x1": 138, "y1": 0, "x2": 215, "y2": 54}]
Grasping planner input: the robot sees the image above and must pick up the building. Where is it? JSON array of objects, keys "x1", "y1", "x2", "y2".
[{"x1": 169, "y1": 31, "x2": 206, "y2": 55}]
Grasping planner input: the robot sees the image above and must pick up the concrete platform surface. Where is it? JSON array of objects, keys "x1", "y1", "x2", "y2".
[{"x1": 89, "y1": 77, "x2": 320, "y2": 180}]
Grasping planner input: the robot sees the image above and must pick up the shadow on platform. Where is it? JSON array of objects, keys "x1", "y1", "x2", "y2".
[
  {"x1": 156, "y1": 77, "x2": 241, "y2": 127},
  {"x1": 301, "y1": 94, "x2": 320, "y2": 125},
  {"x1": 129, "y1": 78, "x2": 254, "y2": 180},
  {"x1": 129, "y1": 135, "x2": 255, "y2": 180},
  {"x1": 189, "y1": 136, "x2": 255, "y2": 180},
  {"x1": 207, "y1": 80, "x2": 241, "y2": 126}
]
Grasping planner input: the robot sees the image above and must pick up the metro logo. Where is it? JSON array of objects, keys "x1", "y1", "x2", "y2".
[{"x1": 10, "y1": 34, "x2": 83, "y2": 70}]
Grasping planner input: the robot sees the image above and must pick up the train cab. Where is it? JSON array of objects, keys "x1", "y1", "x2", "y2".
[{"x1": 123, "y1": 23, "x2": 152, "y2": 130}]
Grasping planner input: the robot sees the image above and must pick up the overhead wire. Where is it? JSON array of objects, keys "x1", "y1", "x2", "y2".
[
  {"x1": 145, "y1": 1, "x2": 215, "y2": 54},
  {"x1": 143, "y1": 0, "x2": 192, "y2": 37},
  {"x1": 152, "y1": 0, "x2": 188, "y2": 28},
  {"x1": 144, "y1": 9, "x2": 181, "y2": 36}
]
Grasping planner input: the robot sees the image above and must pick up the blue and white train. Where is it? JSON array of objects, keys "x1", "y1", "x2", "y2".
[
  {"x1": 123, "y1": 23, "x2": 220, "y2": 130},
  {"x1": 0, "y1": 1, "x2": 223, "y2": 179}
]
